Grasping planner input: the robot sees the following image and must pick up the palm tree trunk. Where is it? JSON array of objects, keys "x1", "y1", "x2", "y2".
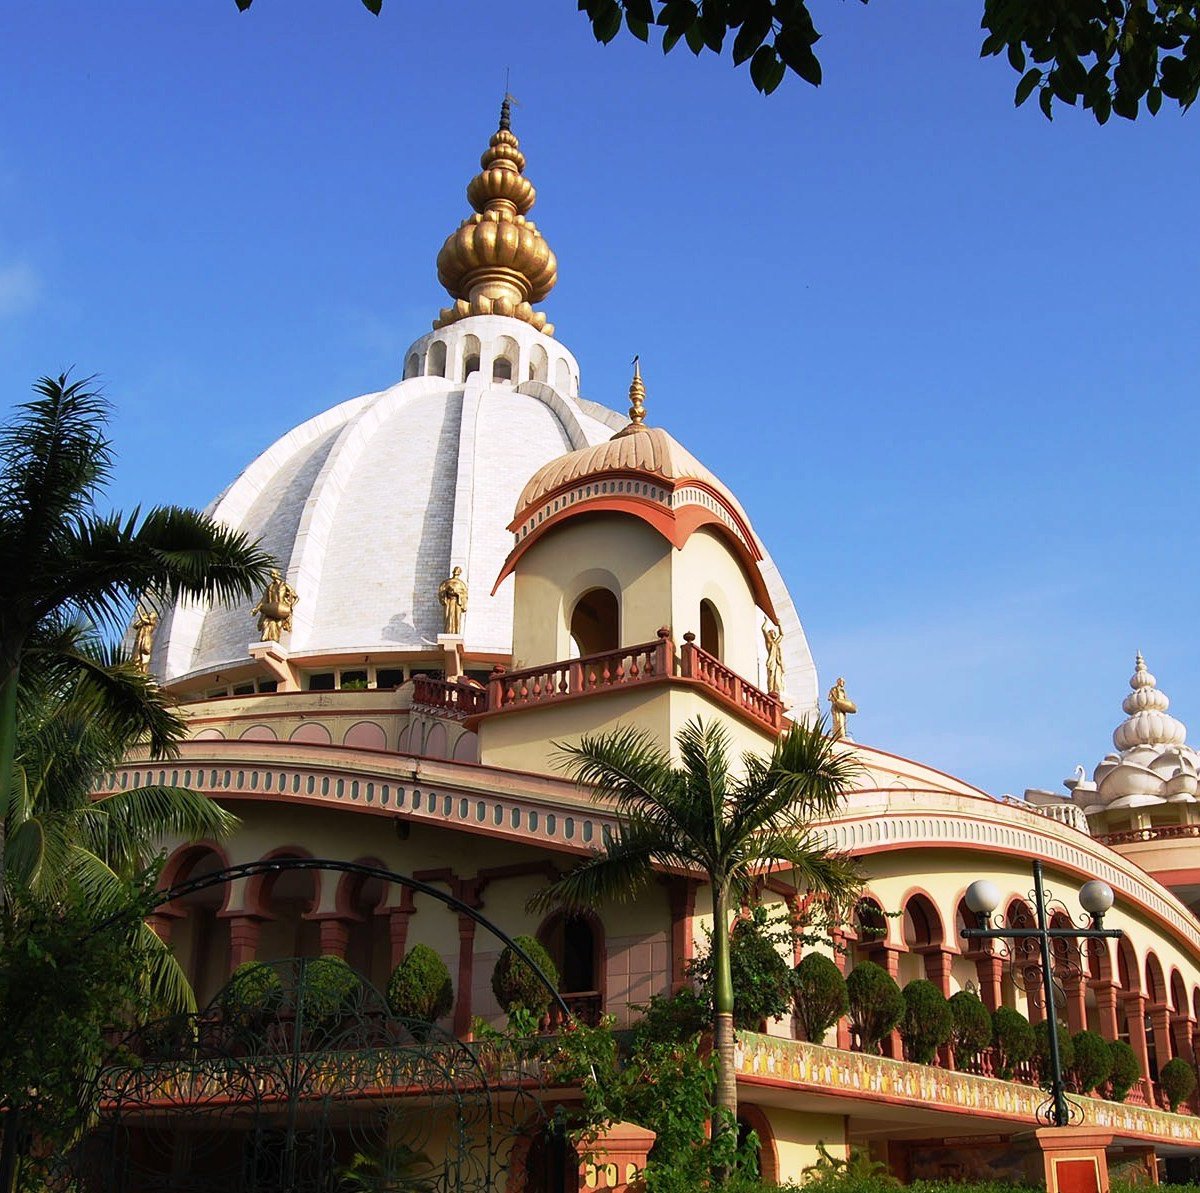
[
  {"x1": 0, "y1": 659, "x2": 17, "y2": 902},
  {"x1": 710, "y1": 883, "x2": 738, "y2": 1140}
]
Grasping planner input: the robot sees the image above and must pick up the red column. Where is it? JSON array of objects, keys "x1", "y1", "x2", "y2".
[
  {"x1": 1150, "y1": 1004, "x2": 1174, "y2": 1067},
  {"x1": 1122, "y1": 993, "x2": 1153, "y2": 1100},
  {"x1": 975, "y1": 953, "x2": 1003, "y2": 1012},
  {"x1": 668, "y1": 879, "x2": 698, "y2": 993},
  {"x1": 873, "y1": 946, "x2": 903, "y2": 1059},
  {"x1": 922, "y1": 949, "x2": 953, "y2": 997},
  {"x1": 1063, "y1": 976, "x2": 1087, "y2": 1035},
  {"x1": 833, "y1": 931, "x2": 852, "y2": 1050},
  {"x1": 453, "y1": 914, "x2": 477, "y2": 1039},
  {"x1": 1172, "y1": 1015, "x2": 1194, "y2": 1062},
  {"x1": 316, "y1": 916, "x2": 352, "y2": 957},
  {"x1": 226, "y1": 914, "x2": 262, "y2": 969},
  {"x1": 1092, "y1": 981, "x2": 1120, "y2": 1042},
  {"x1": 387, "y1": 898, "x2": 416, "y2": 968}
]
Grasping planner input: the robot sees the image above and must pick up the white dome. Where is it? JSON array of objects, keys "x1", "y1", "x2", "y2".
[{"x1": 150, "y1": 315, "x2": 818, "y2": 710}]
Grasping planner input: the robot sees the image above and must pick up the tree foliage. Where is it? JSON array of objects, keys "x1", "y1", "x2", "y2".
[
  {"x1": 1159, "y1": 1056, "x2": 1197, "y2": 1111},
  {"x1": 1107, "y1": 1038, "x2": 1142, "y2": 1102},
  {"x1": 1033, "y1": 1018, "x2": 1076, "y2": 1086},
  {"x1": 900, "y1": 979, "x2": 953, "y2": 1065},
  {"x1": 793, "y1": 951, "x2": 848, "y2": 1044},
  {"x1": 491, "y1": 934, "x2": 560, "y2": 1019},
  {"x1": 301, "y1": 954, "x2": 361, "y2": 1023},
  {"x1": 234, "y1": 0, "x2": 1200, "y2": 122},
  {"x1": 846, "y1": 961, "x2": 904, "y2": 1054},
  {"x1": 948, "y1": 990, "x2": 992, "y2": 1060},
  {"x1": 1071, "y1": 1028, "x2": 1113, "y2": 1094},
  {"x1": 220, "y1": 960, "x2": 284, "y2": 1025},
  {"x1": 991, "y1": 1006, "x2": 1035, "y2": 1079},
  {"x1": 387, "y1": 943, "x2": 454, "y2": 1023}
]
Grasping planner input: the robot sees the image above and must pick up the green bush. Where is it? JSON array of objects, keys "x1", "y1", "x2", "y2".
[
  {"x1": 491, "y1": 935, "x2": 559, "y2": 1018},
  {"x1": 900, "y1": 980, "x2": 953, "y2": 1064},
  {"x1": 1033, "y1": 1018, "x2": 1075, "y2": 1086},
  {"x1": 386, "y1": 944, "x2": 453, "y2": 1023},
  {"x1": 631, "y1": 988, "x2": 710, "y2": 1048},
  {"x1": 793, "y1": 953, "x2": 848, "y2": 1045},
  {"x1": 1072, "y1": 1029, "x2": 1112, "y2": 1094},
  {"x1": 1108, "y1": 1039, "x2": 1142, "y2": 1102},
  {"x1": 689, "y1": 905, "x2": 795, "y2": 1030},
  {"x1": 846, "y1": 962, "x2": 904, "y2": 1055},
  {"x1": 991, "y1": 1006, "x2": 1034, "y2": 1079},
  {"x1": 220, "y1": 961, "x2": 282, "y2": 1025},
  {"x1": 300, "y1": 955, "x2": 360, "y2": 1023},
  {"x1": 948, "y1": 990, "x2": 992, "y2": 1060},
  {"x1": 1160, "y1": 1056, "x2": 1198, "y2": 1111}
]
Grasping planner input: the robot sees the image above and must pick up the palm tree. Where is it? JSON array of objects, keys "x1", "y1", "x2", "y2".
[
  {"x1": 529, "y1": 716, "x2": 862, "y2": 1136},
  {"x1": 0, "y1": 374, "x2": 273, "y2": 887},
  {"x1": 8, "y1": 619, "x2": 238, "y2": 1011}
]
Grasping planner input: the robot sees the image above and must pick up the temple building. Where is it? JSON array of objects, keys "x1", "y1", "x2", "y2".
[{"x1": 101, "y1": 102, "x2": 1200, "y2": 1190}]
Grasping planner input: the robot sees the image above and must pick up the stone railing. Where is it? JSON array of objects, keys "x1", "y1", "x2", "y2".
[
  {"x1": 410, "y1": 675, "x2": 487, "y2": 719},
  {"x1": 679, "y1": 636, "x2": 783, "y2": 731},
  {"x1": 735, "y1": 1033, "x2": 1200, "y2": 1144},
  {"x1": 1098, "y1": 824, "x2": 1200, "y2": 846}
]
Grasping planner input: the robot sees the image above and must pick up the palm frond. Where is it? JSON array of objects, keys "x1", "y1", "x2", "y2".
[
  {"x1": 553, "y1": 726, "x2": 680, "y2": 816},
  {"x1": 737, "y1": 828, "x2": 861, "y2": 906}
]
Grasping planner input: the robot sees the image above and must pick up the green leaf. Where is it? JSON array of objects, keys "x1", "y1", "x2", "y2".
[
  {"x1": 1147, "y1": 84, "x2": 1163, "y2": 114},
  {"x1": 234, "y1": 0, "x2": 253, "y2": 9},
  {"x1": 592, "y1": 0, "x2": 623, "y2": 43},
  {"x1": 1014, "y1": 66, "x2": 1042, "y2": 106},
  {"x1": 1039, "y1": 86, "x2": 1055, "y2": 119},
  {"x1": 1112, "y1": 88, "x2": 1139, "y2": 119},
  {"x1": 776, "y1": 31, "x2": 822, "y2": 87},
  {"x1": 732, "y1": 4, "x2": 773, "y2": 66},
  {"x1": 749, "y1": 45, "x2": 786, "y2": 94},
  {"x1": 1007, "y1": 41, "x2": 1026, "y2": 72},
  {"x1": 360, "y1": 0, "x2": 382, "y2": 13},
  {"x1": 626, "y1": 13, "x2": 650, "y2": 41}
]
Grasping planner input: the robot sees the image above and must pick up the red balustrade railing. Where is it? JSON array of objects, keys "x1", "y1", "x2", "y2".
[
  {"x1": 487, "y1": 632, "x2": 673, "y2": 713},
  {"x1": 1097, "y1": 824, "x2": 1200, "y2": 846},
  {"x1": 679, "y1": 636, "x2": 783, "y2": 732},
  {"x1": 545, "y1": 991, "x2": 604, "y2": 1030},
  {"x1": 410, "y1": 676, "x2": 487, "y2": 719}
]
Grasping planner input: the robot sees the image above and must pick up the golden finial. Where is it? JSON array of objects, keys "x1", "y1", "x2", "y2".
[
  {"x1": 434, "y1": 99, "x2": 557, "y2": 335},
  {"x1": 628, "y1": 355, "x2": 646, "y2": 426}
]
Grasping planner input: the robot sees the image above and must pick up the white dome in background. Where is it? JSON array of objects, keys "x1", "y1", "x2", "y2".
[{"x1": 150, "y1": 314, "x2": 819, "y2": 712}]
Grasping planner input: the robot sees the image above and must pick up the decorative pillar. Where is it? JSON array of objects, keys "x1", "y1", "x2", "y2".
[
  {"x1": 1122, "y1": 993, "x2": 1153, "y2": 1099},
  {"x1": 1064, "y1": 976, "x2": 1087, "y2": 1035},
  {"x1": 871, "y1": 946, "x2": 904, "y2": 1060},
  {"x1": 315, "y1": 915, "x2": 352, "y2": 958},
  {"x1": 922, "y1": 948, "x2": 953, "y2": 997},
  {"x1": 1171, "y1": 1014, "x2": 1193, "y2": 1063},
  {"x1": 832, "y1": 931, "x2": 852, "y2": 1051},
  {"x1": 668, "y1": 879, "x2": 698, "y2": 994},
  {"x1": 453, "y1": 914, "x2": 477, "y2": 1039},
  {"x1": 387, "y1": 893, "x2": 416, "y2": 968},
  {"x1": 974, "y1": 952, "x2": 1003, "y2": 1012},
  {"x1": 1092, "y1": 981, "x2": 1120, "y2": 1042},
  {"x1": 578, "y1": 1121, "x2": 656, "y2": 1193},
  {"x1": 1150, "y1": 1004, "x2": 1174, "y2": 1068},
  {"x1": 226, "y1": 914, "x2": 262, "y2": 970}
]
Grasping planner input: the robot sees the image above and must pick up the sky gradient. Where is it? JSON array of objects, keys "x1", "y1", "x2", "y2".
[{"x1": 2, "y1": 2, "x2": 1197, "y2": 798}]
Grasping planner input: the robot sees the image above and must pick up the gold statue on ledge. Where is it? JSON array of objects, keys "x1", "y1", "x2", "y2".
[
  {"x1": 761, "y1": 620, "x2": 785, "y2": 697},
  {"x1": 131, "y1": 605, "x2": 158, "y2": 674},
  {"x1": 252, "y1": 570, "x2": 299, "y2": 643},
  {"x1": 828, "y1": 676, "x2": 857, "y2": 740},
  {"x1": 438, "y1": 566, "x2": 468, "y2": 636}
]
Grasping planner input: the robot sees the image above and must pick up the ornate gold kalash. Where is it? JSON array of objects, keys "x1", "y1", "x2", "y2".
[{"x1": 434, "y1": 97, "x2": 558, "y2": 334}]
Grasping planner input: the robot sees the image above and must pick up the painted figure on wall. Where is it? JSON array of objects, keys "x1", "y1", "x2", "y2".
[{"x1": 439, "y1": 567, "x2": 469, "y2": 636}]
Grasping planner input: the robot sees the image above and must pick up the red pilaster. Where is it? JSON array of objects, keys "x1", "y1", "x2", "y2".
[
  {"x1": 317, "y1": 917, "x2": 352, "y2": 958},
  {"x1": 387, "y1": 895, "x2": 416, "y2": 968},
  {"x1": 975, "y1": 953, "x2": 1003, "y2": 1012},
  {"x1": 1092, "y1": 981, "x2": 1120, "y2": 1042},
  {"x1": 1122, "y1": 993, "x2": 1154, "y2": 1101},
  {"x1": 668, "y1": 879, "x2": 698, "y2": 994},
  {"x1": 453, "y1": 914, "x2": 477, "y2": 1039},
  {"x1": 1064, "y1": 976, "x2": 1087, "y2": 1035},
  {"x1": 1150, "y1": 1004, "x2": 1174, "y2": 1068},
  {"x1": 226, "y1": 914, "x2": 262, "y2": 970}
]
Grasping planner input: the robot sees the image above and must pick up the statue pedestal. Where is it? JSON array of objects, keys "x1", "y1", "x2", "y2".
[
  {"x1": 249, "y1": 640, "x2": 299, "y2": 692},
  {"x1": 437, "y1": 633, "x2": 464, "y2": 681},
  {"x1": 1034, "y1": 1127, "x2": 1113, "y2": 1193}
]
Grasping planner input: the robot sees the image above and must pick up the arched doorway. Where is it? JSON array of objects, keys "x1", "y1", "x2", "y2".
[
  {"x1": 569, "y1": 588, "x2": 619, "y2": 657},
  {"x1": 538, "y1": 911, "x2": 603, "y2": 1025},
  {"x1": 699, "y1": 599, "x2": 723, "y2": 660}
]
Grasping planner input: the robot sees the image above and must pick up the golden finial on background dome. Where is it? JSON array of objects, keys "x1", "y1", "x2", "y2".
[
  {"x1": 628, "y1": 355, "x2": 646, "y2": 425},
  {"x1": 433, "y1": 97, "x2": 558, "y2": 335}
]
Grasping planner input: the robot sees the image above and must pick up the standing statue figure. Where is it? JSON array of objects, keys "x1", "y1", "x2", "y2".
[
  {"x1": 828, "y1": 676, "x2": 858, "y2": 740},
  {"x1": 761, "y1": 620, "x2": 785, "y2": 697},
  {"x1": 438, "y1": 566, "x2": 469, "y2": 636},
  {"x1": 252, "y1": 569, "x2": 299, "y2": 643},
  {"x1": 131, "y1": 606, "x2": 158, "y2": 674}
]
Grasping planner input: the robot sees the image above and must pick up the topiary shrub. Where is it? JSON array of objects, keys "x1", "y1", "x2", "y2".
[
  {"x1": 846, "y1": 962, "x2": 904, "y2": 1055},
  {"x1": 792, "y1": 953, "x2": 848, "y2": 1045},
  {"x1": 991, "y1": 1006, "x2": 1034, "y2": 1080},
  {"x1": 300, "y1": 955, "x2": 360, "y2": 1024},
  {"x1": 689, "y1": 905, "x2": 795, "y2": 1030},
  {"x1": 1072, "y1": 1029, "x2": 1113, "y2": 1094},
  {"x1": 386, "y1": 944, "x2": 453, "y2": 1023},
  {"x1": 900, "y1": 979, "x2": 954, "y2": 1064},
  {"x1": 949, "y1": 990, "x2": 992, "y2": 1061},
  {"x1": 1108, "y1": 1039, "x2": 1142, "y2": 1102},
  {"x1": 1033, "y1": 1018, "x2": 1075, "y2": 1087},
  {"x1": 220, "y1": 961, "x2": 282, "y2": 1026},
  {"x1": 1160, "y1": 1057, "x2": 1198, "y2": 1111},
  {"x1": 491, "y1": 935, "x2": 559, "y2": 1020}
]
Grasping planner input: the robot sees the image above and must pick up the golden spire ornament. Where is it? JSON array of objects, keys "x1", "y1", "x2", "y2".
[
  {"x1": 434, "y1": 97, "x2": 558, "y2": 334},
  {"x1": 628, "y1": 355, "x2": 646, "y2": 425}
]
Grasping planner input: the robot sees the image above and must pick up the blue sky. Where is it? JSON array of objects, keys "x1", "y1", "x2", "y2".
[{"x1": 2, "y1": 2, "x2": 1197, "y2": 798}]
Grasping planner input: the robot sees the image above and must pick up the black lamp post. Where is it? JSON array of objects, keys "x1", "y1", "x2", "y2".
[{"x1": 961, "y1": 859, "x2": 1124, "y2": 1127}]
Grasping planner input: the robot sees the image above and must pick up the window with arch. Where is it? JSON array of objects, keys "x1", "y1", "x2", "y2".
[
  {"x1": 554, "y1": 358, "x2": 571, "y2": 393},
  {"x1": 493, "y1": 334, "x2": 518, "y2": 382},
  {"x1": 538, "y1": 910, "x2": 603, "y2": 1026},
  {"x1": 427, "y1": 340, "x2": 447, "y2": 377},
  {"x1": 699, "y1": 599, "x2": 723, "y2": 660},
  {"x1": 528, "y1": 343, "x2": 549, "y2": 383},
  {"x1": 163, "y1": 847, "x2": 229, "y2": 1005},
  {"x1": 404, "y1": 352, "x2": 420, "y2": 380},
  {"x1": 256, "y1": 862, "x2": 320, "y2": 962},
  {"x1": 461, "y1": 334, "x2": 481, "y2": 380},
  {"x1": 492, "y1": 356, "x2": 512, "y2": 381},
  {"x1": 569, "y1": 587, "x2": 619, "y2": 658}
]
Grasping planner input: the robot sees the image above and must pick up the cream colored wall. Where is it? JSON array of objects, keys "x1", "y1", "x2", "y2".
[
  {"x1": 511, "y1": 515, "x2": 672, "y2": 668},
  {"x1": 669, "y1": 526, "x2": 763, "y2": 681},
  {"x1": 762, "y1": 1107, "x2": 847, "y2": 1183}
]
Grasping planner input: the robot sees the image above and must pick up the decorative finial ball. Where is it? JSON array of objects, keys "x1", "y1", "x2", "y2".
[
  {"x1": 964, "y1": 879, "x2": 1002, "y2": 917},
  {"x1": 1078, "y1": 880, "x2": 1115, "y2": 917}
]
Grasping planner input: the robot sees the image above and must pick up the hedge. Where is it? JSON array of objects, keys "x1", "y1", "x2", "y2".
[
  {"x1": 491, "y1": 935, "x2": 559, "y2": 1017},
  {"x1": 846, "y1": 962, "x2": 904, "y2": 1055},
  {"x1": 793, "y1": 953, "x2": 848, "y2": 1045},
  {"x1": 387, "y1": 944, "x2": 454, "y2": 1023},
  {"x1": 900, "y1": 980, "x2": 953, "y2": 1064}
]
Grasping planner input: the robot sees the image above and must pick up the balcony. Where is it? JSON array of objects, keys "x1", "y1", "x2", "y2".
[{"x1": 410, "y1": 630, "x2": 784, "y2": 735}]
